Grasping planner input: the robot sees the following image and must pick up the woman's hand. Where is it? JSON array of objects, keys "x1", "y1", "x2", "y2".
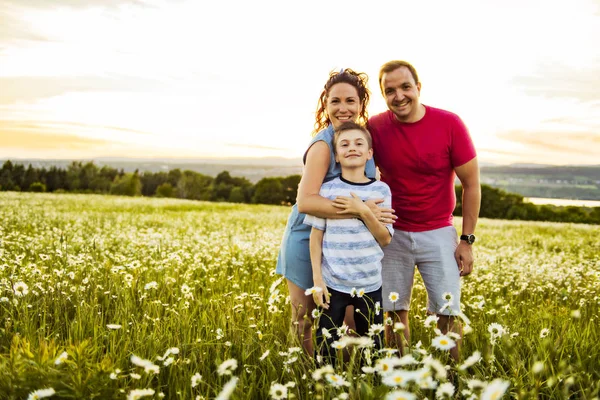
[{"x1": 333, "y1": 195, "x2": 396, "y2": 224}]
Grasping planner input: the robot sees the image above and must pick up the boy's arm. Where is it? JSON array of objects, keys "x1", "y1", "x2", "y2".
[
  {"x1": 347, "y1": 193, "x2": 392, "y2": 247},
  {"x1": 309, "y1": 227, "x2": 330, "y2": 309}
]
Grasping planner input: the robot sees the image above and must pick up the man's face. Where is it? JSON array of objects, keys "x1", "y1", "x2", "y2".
[
  {"x1": 334, "y1": 129, "x2": 373, "y2": 168},
  {"x1": 381, "y1": 66, "x2": 422, "y2": 123}
]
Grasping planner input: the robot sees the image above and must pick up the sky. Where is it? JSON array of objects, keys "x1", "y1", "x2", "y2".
[{"x1": 1, "y1": 0, "x2": 599, "y2": 165}]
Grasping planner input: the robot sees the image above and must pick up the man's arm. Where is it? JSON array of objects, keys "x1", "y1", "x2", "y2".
[
  {"x1": 454, "y1": 157, "x2": 481, "y2": 276},
  {"x1": 309, "y1": 227, "x2": 330, "y2": 308}
]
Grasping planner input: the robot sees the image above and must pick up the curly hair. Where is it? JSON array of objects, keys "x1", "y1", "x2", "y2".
[{"x1": 313, "y1": 68, "x2": 370, "y2": 136}]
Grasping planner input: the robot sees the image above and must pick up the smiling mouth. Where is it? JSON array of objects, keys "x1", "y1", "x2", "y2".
[
  {"x1": 395, "y1": 100, "x2": 410, "y2": 107},
  {"x1": 336, "y1": 116, "x2": 353, "y2": 121}
]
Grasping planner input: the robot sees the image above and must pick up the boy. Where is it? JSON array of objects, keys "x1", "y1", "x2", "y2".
[{"x1": 304, "y1": 121, "x2": 394, "y2": 363}]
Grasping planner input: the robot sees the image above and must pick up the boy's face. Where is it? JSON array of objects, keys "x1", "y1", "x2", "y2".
[{"x1": 334, "y1": 129, "x2": 373, "y2": 167}]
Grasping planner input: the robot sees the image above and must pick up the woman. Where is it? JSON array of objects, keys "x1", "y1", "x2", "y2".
[{"x1": 276, "y1": 68, "x2": 396, "y2": 354}]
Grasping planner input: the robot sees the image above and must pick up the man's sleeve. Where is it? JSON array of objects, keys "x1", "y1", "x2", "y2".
[{"x1": 450, "y1": 114, "x2": 477, "y2": 168}]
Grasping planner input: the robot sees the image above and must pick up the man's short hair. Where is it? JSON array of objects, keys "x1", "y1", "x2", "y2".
[{"x1": 378, "y1": 60, "x2": 420, "y2": 93}]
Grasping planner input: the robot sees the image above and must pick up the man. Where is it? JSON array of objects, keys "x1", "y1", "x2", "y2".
[{"x1": 368, "y1": 60, "x2": 481, "y2": 360}]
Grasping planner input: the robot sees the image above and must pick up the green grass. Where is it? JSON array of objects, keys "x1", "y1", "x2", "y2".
[{"x1": 0, "y1": 192, "x2": 598, "y2": 399}]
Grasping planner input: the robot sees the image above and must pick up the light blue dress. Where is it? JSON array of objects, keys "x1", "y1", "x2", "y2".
[{"x1": 275, "y1": 125, "x2": 376, "y2": 289}]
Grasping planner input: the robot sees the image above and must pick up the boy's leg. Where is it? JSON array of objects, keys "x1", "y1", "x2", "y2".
[
  {"x1": 316, "y1": 288, "x2": 349, "y2": 364},
  {"x1": 353, "y1": 288, "x2": 384, "y2": 350}
]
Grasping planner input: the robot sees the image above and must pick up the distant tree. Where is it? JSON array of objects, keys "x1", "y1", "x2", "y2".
[
  {"x1": 177, "y1": 170, "x2": 213, "y2": 200},
  {"x1": 155, "y1": 182, "x2": 175, "y2": 198},
  {"x1": 23, "y1": 165, "x2": 39, "y2": 191},
  {"x1": 280, "y1": 175, "x2": 301, "y2": 205},
  {"x1": 29, "y1": 182, "x2": 46, "y2": 193},
  {"x1": 252, "y1": 177, "x2": 285, "y2": 205},
  {"x1": 228, "y1": 186, "x2": 245, "y2": 203},
  {"x1": 110, "y1": 172, "x2": 142, "y2": 196}
]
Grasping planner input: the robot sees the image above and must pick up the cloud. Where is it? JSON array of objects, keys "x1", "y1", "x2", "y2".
[
  {"x1": 225, "y1": 143, "x2": 290, "y2": 152},
  {"x1": 0, "y1": 76, "x2": 162, "y2": 104},
  {"x1": 511, "y1": 62, "x2": 600, "y2": 103},
  {"x1": 492, "y1": 129, "x2": 600, "y2": 164},
  {"x1": 0, "y1": 130, "x2": 113, "y2": 150}
]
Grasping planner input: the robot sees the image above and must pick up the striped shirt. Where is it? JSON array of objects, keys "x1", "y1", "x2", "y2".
[{"x1": 304, "y1": 177, "x2": 394, "y2": 294}]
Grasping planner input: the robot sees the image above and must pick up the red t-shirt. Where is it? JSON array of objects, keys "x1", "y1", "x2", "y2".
[{"x1": 368, "y1": 106, "x2": 476, "y2": 232}]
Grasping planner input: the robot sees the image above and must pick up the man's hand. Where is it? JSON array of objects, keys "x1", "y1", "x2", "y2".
[{"x1": 454, "y1": 241, "x2": 474, "y2": 276}]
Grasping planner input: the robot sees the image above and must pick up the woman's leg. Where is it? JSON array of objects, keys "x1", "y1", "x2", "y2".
[{"x1": 287, "y1": 279, "x2": 316, "y2": 355}]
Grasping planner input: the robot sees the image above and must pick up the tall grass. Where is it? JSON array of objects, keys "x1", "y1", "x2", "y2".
[{"x1": 0, "y1": 192, "x2": 598, "y2": 399}]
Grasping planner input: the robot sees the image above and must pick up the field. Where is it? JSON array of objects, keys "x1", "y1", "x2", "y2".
[{"x1": 0, "y1": 192, "x2": 599, "y2": 400}]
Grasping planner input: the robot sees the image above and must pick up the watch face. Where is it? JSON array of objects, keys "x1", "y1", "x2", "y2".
[{"x1": 461, "y1": 234, "x2": 476, "y2": 244}]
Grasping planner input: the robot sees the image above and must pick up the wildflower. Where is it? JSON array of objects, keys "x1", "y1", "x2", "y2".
[
  {"x1": 321, "y1": 328, "x2": 332, "y2": 339},
  {"x1": 350, "y1": 288, "x2": 357, "y2": 297},
  {"x1": 389, "y1": 292, "x2": 400, "y2": 303},
  {"x1": 539, "y1": 328, "x2": 550, "y2": 338},
  {"x1": 107, "y1": 324, "x2": 122, "y2": 330},
  {"x1": 110, "y1": 371, "x2": 119, "y2": 379},
  {"x1": 269, "y1": 383, "x2": 288, "y2": 399},
  {"x1": 423, "y1": 315, "x2": 439, "y2": 328},
  {"x1": 357, "y1": 288, "x2": 366, "y2": 298},
  {"x1": 127, "y1": 389, "x2": 155, "y2": 400},
  {"x1": 385, "y1": 389, "x2": 417, "y2": 400},
  {"x1": 331, "y1": 341, "x2": 346, "y2": 350},
  {"x1": 325, "y1": 373, "x2": 350, "y2": 387},
  {"x1": 458, "y1": 351, "x2": 481, "y2": 371},
  {"x1": 13, "y1": 282, "x2": 29, "y2": 297},
  {"x1": 216, "y1": 328, "x2": 224, "y2": 340},
  {"x1": 144, "y1": 281, "x2": 158, "y2": 290},
  {"x1": 259, "y1": 350, "x2": 270, "y2": 361},
  {"x1": 54, "y1": 351, "x2": 68, "y2": 365},
  {"x1": 436, "y1": 382, "x2": 455, "y2": 398},
  {"x1": 488, "y1": 323, "x2": 505, "y2": 337},
  {"x1": 375, "y1": 357, "x2": 402, "y2": 374},
  {"x1": 571, "y1": 309, "x2": 581, "y2": 319},
  {"x1": 181, "y1": 284, "x2": 191, "y2": 294},
  {"x1": 311, "y1": 309, "x2": 321, "y2": 319},
  {"x1": 393, "y1": 322, "x2": 406, "y2": 332},
  {"x1": 431, "y1": 334, "x2": 456, "y2": 351},
  {"x1": 480, "y1": 379, "x2": 510, "y2": 400},
  {"x1": 27, "y1": 388, "x2": 56, "y2": 400},
  {"x1": 336, "y1": 324, "x2": 349, "y2": 337},
  {"x1": 304, "y1": 286, "x2": 322, "y2": 296},
  {"x1": 442, "y1": 292, "x2": 454, "y2": 303},
  {"x1": 130, "y1": 355, "x2": 159, "y2": 374},
  {"x1": 374, "y1": 301, "x2": 381, "y2": 315},
  {"x1": 382, "y1": 370, "x2": 414, "y2": 387},
  {"x1": 398, "y1": 354, "x2": 418, "y2": 366},
  {"x1": 423, "y1": 356, "x2": 447, "y2": 380},
  {"x1": 463, "y1": 325, "x2": 473, "y2": 335},
  {"x1": 191, "y1": 372, "x2": 202, "y2": 388},
  {"x1": 312, "y1": 364, "x2": 334, "y2": 381},
  {"x1": 368, "y1": 324, "x2": 384, "y2": 336},
  {"x1": 385, "y1": 317, "x2": 393, "y2": 326},
  {"x1": 215, "y1": 376, "x2": 239, "y2": 400},
  {"x1": 163, "y1": 357, "x2": 174, "y2": 366},
  {"x1": 532, "y1": 361, "x2": 544, "y2": 374},
  {"x1": 217, "y1": 358, "x2": 238, "y2": 376}
]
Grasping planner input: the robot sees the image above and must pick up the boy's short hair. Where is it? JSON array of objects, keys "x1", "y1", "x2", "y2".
[{"x1": 333, "y1": 122, "x2": 373, "y2": 154}]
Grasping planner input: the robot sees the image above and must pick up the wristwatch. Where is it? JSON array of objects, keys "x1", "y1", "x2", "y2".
[{"x1": 460, "y1": 234, "x2": 476, "y2": 244}]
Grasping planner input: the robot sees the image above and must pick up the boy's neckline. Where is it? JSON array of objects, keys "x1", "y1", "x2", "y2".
[{"x1": 339, "y1": 176, "x2": 376, "y2": 186}]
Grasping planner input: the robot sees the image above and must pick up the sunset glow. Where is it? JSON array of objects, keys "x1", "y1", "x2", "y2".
[{"x1": 1, "y1": 0, "x2": 599, "y2": 164}]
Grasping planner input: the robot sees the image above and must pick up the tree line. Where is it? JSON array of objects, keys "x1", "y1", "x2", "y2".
[
  {"x1": 0, "y1": 160, "x2": 300, "y2": 206},
  {"x1": 1, "y1": 160, "x2": 598, "y2": 224}
]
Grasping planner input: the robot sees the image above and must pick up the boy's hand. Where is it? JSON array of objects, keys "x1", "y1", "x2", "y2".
[
  {"x1": 312, "y1": 281, "x2": 330, "y2": 309},
  {"x1": 333, "y1": 192, "x2": 369, "y2": 217}
]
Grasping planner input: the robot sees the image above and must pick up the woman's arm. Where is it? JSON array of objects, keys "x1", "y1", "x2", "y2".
[{"x1": 296, "y1": 141, "x2": 351, "y2": 218}]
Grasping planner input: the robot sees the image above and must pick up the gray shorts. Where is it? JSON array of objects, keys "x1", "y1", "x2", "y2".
[{"x1": 381, "y1": 226, "x2": 461, "y2": 315}]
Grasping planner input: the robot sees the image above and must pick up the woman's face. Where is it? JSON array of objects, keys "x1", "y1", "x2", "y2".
[{"x1": 326, "y1": 83, "x2": 362, "y2": 129}]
